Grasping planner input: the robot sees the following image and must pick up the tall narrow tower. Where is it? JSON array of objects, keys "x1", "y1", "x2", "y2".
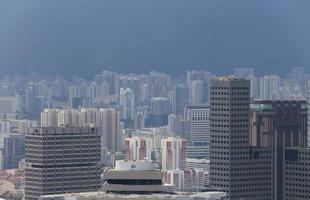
[
  {"x1": 210, "y1": 77, "x2": 272, "y2": 200},
  {"x1": 210, "y1": 77, "x2": 250, "y2": 197}
]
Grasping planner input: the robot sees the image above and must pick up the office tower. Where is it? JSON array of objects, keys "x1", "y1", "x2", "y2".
[
  {"x1": 251, "y1": 100, "x2": 308, "y2": 200},
  {"x1": 183, "y1": 105, "x2": 210, "y2": 159},
  {"x1": 40, "y1": 109, "x2": 59, "y2": 127},
  {"x1": 150, "y1": 97, "x2": 169, "y2": 127},
  {"x1": 25, "y1": 127, "x2": 101, "y2": 200},
  {"x1": 259, "y1": 75, "x2": 280, "y2": 100},
  {"x1": 161, "y1": 137, "x2": 187, "y2": 170},
  {"x1": 170, "y1": 84, "x2": 188, "y2": 115},
  {"x1": 125, "y1": 136, "x2": 153, "y2": 161},
  {"x1": 0, "y1": 133, "x2": 25, "y2": 169},
  {"x1": 308, "y1": 80, "x2": 310, "y2": 146},
  {"x1": 233, "y1": 67, "x2": 254, "y2": 78},
  {"x1": 189, "y1": 80, "x2": 204, "y2": 105},
  {"x1": 120, "y1": 88, "x2": 135, "y2": 121},
  {"x1": 184, "y1": 105, "x2": 210, "y2": 146},
  {"x1": 210, "y1": 77, "x2": 272, "y2": 200}
]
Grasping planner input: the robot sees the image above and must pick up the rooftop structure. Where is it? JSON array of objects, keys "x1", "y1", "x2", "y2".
[{"x1": 102, "y1": 160, "x2": 174, "y2": 194}]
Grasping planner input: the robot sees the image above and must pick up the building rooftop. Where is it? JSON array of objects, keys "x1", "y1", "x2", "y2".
[
  {"x1": 114, "y1": 160, "x2": 154, "y2": 171},
  {"x1": 40, "y1": 191, "x2": 227, "y2": 200}
]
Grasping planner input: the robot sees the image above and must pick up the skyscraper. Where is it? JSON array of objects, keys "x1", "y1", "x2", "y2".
[
  {"x1": 250, "y1": 100, "x2": 307, "y2": 200},
  {"x1": 25, "y1": 127, "x2": 101, "y2": 200},
  {"x1": 210, "y1": 77, "x2": 272, "y2": 200},
  {"x1": 120, "y1": 88, "x2": 135, "y2": 121},
  {"x1": 184, "y1": 105, "x2": 210, "y2": 159}
]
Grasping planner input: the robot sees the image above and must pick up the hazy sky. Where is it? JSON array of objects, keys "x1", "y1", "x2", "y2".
[{"x1": 0, "y1": 0, "x2": 309, "y2": 77}]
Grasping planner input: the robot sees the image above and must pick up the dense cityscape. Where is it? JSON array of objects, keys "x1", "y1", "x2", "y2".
[{"x1": 0, "y1": 67, "x2": 309, "y2": 200}]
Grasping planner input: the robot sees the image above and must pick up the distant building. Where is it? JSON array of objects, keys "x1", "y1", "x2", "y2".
[
  {"x1": 25, "y1": 127, "x2": 101, "y2": 200},
  {"x1": 125, "y1": 136, "x2": 153, "y2": 161},
  {"x1": 183, "y1": 105, "x2": 210, "y2": 159},
  {"x1": 40, "y1": 108, "x2": 121, "y2": 154},
  {"x1": 168, "y1": 114, "x2": 184, "y2": 137},
  {"x1": 40, "y1": 109, "x2": 59, "y2": 127},
  {"x1": 161, "y1": 137, "x2": 187, "y2": 171},
  {"x1": 170, "y1": 85, "x2": 188, "y2": 115},
  {"x1": 0, "y1": 95, "x2": 21, "y2": 116},
  {"x1": 149, "y1": 97, "x2": 169, "y2": 127},
  {"x1": 0, "y1": 133, "x2": 25, "y2": 169},
  {"x1": 187, "y1": 70, "x2": 212, "y2": 104},
  {"x1": 120, "y1": 88, "x2": 135, "y2": 121},
  {"x1": 259, "y1": 75, "x2": 280, "y2": 100},
  {"x1": 189, "y1": 80, "x2": 204, "y2": 105}
]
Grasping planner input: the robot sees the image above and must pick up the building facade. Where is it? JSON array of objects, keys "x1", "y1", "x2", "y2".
[
  {"x1": 210, "y1": 77, "x2": 272, "y2": 200},
  {"x1": 250, "y1": 100, "x2": 307, "y2": 200},
  {"x1": 125, "y1": 136, "x2": 153, "y2": 161},
  {"x1": 24, "y1": 127, "x2": 101, "y2": 200},
  {"x1": 161, "y1": 137, "x2": 187, "y2": 171}
]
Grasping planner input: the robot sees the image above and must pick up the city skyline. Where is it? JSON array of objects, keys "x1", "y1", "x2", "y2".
[{"x1": 1, "y1": 1, "x2": 310, "y2": 199}]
